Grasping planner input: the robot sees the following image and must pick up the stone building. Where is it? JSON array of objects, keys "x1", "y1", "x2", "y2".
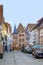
[
  {"x1": 12, "y1": 23, "x2": 28, "y2": 50},
  {"x1": 17, "y1": 23, "x2": 27, "y2": 47}
]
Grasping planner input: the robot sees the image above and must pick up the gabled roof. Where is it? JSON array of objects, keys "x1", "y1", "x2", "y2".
[
  {"x1": 17, "y1": 23, "x2": 25, "y2": 32},
  {"x1": 26, "y1": 24, "x2": 36, "y2": 31},
  {"x1": 31, "y1": 17, "x2": 43, "y2": 31},
  {"x1": 37, "y1": 17, "x2": 43, "y2": 24},
  {"x1": 3, "y1": 22, "x2": 8, "y2": 28},
  {"x1": 3, "y1": 22, "x2": 11, "y2": 29},
  {"x1": 3, "y1": 22, "x2": 12, "y2": 33}
]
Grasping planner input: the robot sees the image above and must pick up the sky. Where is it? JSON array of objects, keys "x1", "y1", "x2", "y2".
[{"x1": 0, "y1": 0, "x2": 43, "y2": 32}]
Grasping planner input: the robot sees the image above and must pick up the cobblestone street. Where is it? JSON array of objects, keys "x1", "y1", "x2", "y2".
[{"x1": 0, "y1": 51, "x2": 43, "y2": 65}]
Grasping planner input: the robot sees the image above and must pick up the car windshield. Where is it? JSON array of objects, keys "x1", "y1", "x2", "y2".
[
  {"x1": 25, "y1": 46, "x2": 30, "y2": 49},
  {"x1": 32, "y1": 45, "x2": 43, "y2": 49},
  {"x1": 36, "y1": 50, "x2": 43, "y2": 53}
]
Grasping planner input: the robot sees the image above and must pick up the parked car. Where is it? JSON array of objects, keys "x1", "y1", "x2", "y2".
[
  {"x1": 32, "y1": 45, "x2": 43, "y2": 58},
  {"x1": 21, "y1": 45, "x2": 32, "y2": 53}
]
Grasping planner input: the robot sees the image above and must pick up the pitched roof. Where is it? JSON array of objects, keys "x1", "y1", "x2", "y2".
[
  {"x1": 26, "y1": 24, "x2": 36, "y2": 31},
  {"x1": 37, "y1": 17, "x2": 43, "y2": 24},
  {"x1": 17, "y1": 23, "x2": 25, "y2": 32},
  {"x1": 31, "y1": 17, "x2": 43, "y2": 31},
  {"x1": 3, "y1": 22, "x2": 12, "y2": 33},
  {"x1": 3, "y1": 22, "x2": 8, "y2": 28}
]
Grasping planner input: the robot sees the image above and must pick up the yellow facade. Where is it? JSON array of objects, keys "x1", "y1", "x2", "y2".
[{"x1": 2, "y1": 23, "x2": 7, "y2": 36}]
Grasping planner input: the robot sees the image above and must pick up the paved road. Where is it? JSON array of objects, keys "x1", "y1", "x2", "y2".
[
  {"x1": 0, "y1": 52, "x2": 14, "y2": 65},
  {"x1": 0, "y1": 51, "x2": 43, "y2": 65},
  {"x1": 14, "y1": 51, "x2": 43, "y2": 65}
]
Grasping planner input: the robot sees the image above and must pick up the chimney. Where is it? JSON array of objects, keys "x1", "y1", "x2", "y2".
[{"x1": 0, "y1": 5, "x2": 3, "y2": 24}]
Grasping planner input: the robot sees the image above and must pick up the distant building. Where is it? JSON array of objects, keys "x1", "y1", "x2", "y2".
[
  {"x1": 12, "y1": 23, "x2": 28, "y2": 50},
  {"x1": 17, "y1": 23, "x2": 27, "y2": 47}
]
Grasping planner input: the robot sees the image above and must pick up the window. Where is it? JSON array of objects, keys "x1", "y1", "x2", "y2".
[
  {"x1": 22, "y1": 30, "x2": 24, "y2": 32},
  {"x1": 19, "y1": 39, "x2": 21, "y2": 42},
  {"x1": 18, "y1": 30, "x2": 20, "y2": 33},
  {"x1": 19, "y1": 34, "x2": 21, "y2": 37},
  {"x1": 22, "y1": 34, "x2": 24, "y2": 36},
  {"x1": 22, "y1": 39, "x2": 24, "y2": 42}
]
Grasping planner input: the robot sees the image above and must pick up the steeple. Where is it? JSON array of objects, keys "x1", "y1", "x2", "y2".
[{"x1": 13, "y1": 25, "x2": 17, "y2": 34}]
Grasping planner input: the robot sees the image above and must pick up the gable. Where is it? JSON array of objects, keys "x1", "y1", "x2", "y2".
[
  {"x1": 17, "y1": 23, "x2": 25, "y2": 33},
  {"x1": 27, "y1": 24, "x2": 36, "y2": 31}
]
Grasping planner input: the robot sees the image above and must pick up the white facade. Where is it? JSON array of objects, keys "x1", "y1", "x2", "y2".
[{"x1": 30, "y1": 29, "x2": 39, "y2": 45}]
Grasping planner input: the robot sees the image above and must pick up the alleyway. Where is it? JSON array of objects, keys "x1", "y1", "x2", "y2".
[{"x1": 0, "y1": 51, "x2": 43, "y2": 65}]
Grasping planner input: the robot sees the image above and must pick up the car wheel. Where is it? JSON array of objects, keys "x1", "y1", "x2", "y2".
[
  {"x1": 34, "y1": 54, "x2": 36, "y2": 58},
  {"x1": 34, "y1": 54, "x2": 38, "y2": 59}
]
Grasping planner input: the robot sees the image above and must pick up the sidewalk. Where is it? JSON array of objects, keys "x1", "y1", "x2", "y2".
[{"x1": 0, "y1": 51, "x2": 15, "y2": 65}]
